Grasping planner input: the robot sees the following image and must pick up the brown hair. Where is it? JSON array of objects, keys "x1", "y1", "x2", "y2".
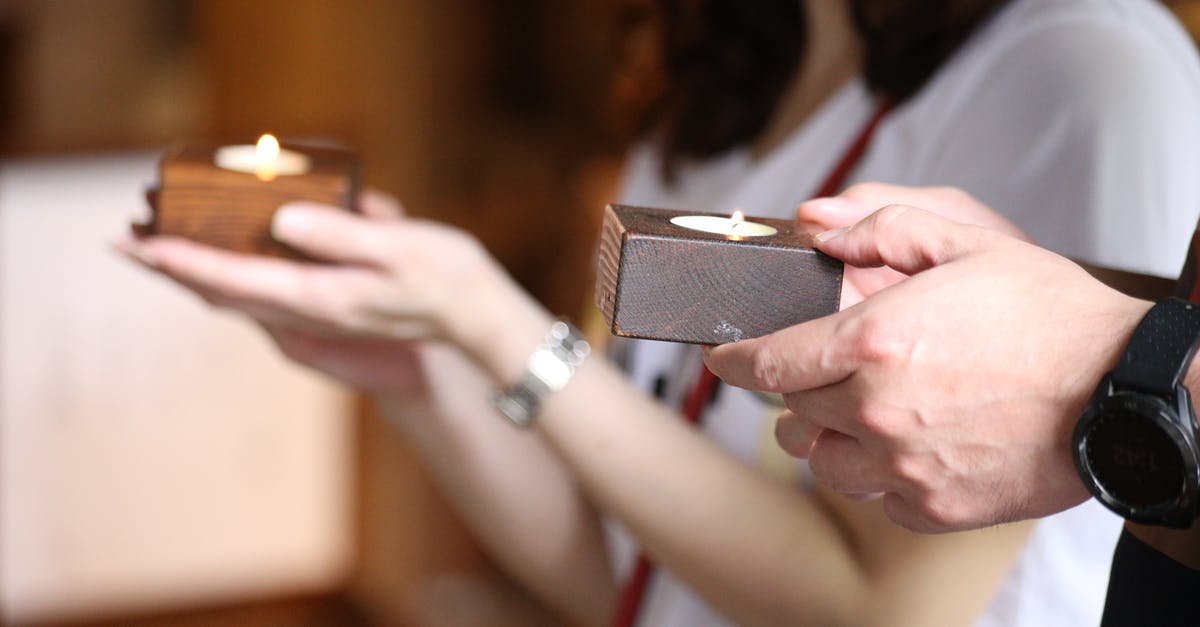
[{"x1": 614, "y1": 0, "x2": 1010, "y2": 179}]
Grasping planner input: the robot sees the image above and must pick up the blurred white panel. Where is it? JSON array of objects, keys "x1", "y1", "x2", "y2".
[{"x1": 0, "y1": 153, "x2": 355, "y2": 624}]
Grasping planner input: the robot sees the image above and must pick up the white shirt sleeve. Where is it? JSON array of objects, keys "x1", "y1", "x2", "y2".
[{"x1": 922, "y1": 8, "x2": 1200, "y2": 277}]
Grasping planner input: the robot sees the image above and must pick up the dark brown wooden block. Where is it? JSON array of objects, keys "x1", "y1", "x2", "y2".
[
  {"x1": 595, "y1": 204, "x2": 843, "y2": 345},
  {"x1": 139, "y1": 141, "x2": 360, "y2": 259}
]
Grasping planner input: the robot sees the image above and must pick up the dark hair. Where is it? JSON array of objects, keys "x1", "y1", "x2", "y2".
[{"x1": 615, "y1": 0, "x2": 1010, "y2": 179}]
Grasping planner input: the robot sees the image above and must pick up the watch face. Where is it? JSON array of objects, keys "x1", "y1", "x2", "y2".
[{"x1": 1083, "y1": 409, "x2": 1186, "y2": 509}]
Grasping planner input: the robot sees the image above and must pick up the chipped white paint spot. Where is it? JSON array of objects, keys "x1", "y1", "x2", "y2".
[{"x1": 713, "y1": 320, "x2": 744, "y2": 343}]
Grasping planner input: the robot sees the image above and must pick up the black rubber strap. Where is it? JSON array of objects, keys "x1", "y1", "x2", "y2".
[{"x1": 1111, "y1": 298, "x2": 1200, "y2": 395}]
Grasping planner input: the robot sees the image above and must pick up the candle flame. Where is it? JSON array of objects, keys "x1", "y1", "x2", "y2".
[
  {"x1": 254, "y1": 134, "x2": 280, "y2": 180},
  {"x1": 256, "y1": 134, "x2": 281, "y2": 162},
  {"x1": 731, "y1": 209, "x2": 745, "y2": 223}
]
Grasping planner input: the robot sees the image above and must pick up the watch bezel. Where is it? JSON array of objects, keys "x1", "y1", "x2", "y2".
[{"x1": 1073, "y1": 382, "x2": 1200, "y2": 528}]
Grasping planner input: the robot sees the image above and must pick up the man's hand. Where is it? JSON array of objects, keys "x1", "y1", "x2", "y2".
[{"x1": 705, "y1": 204, "x2": 1151, "y2": 532}]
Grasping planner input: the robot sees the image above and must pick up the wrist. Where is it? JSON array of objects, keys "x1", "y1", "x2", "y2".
[
  {"x1": 446, "y1": 258, "x2": 557, "y2": 385},
  {"x1": 491, "y1": 321, "x2": 590, "y2": 427},
  {"x1": 1073, "y1": 296, "x2": 1200, "y2": 528}
]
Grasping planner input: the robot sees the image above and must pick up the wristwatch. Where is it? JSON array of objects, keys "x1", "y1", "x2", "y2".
[
  {"x1": 1073, "y1": 298, "x2": 1200, "y2": 528},
  {"x1": 492, "y1": 321, "x2": 590, "y2": 428}
]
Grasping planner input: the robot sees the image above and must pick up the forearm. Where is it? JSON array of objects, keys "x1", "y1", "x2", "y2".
[
  {"x1": 537, "y1": 358, "x2": 869, "y2": 625},
  {"x1": 376, "y1": 344, "x2": 615, "y2": 627},
  {"x1": 449, "y1": 274, "x2": 871, "y2": 623}
]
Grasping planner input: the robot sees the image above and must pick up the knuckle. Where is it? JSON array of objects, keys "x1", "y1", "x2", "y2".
[
  {"x1": 885, "y1": 450, "x2": 925, "y2": 485},
  {"x1": 914, "y1": 488, "x2": 971, "y2": 530},
  {"x1": 747, "y1": 343, "x2": 785, "y2": 392},
  {"x1": 855, "y1": 400, "x2": 900, "y2": 439},
  {"x1": 852, "y1": 315, "x2": 914, "y2": 367}
]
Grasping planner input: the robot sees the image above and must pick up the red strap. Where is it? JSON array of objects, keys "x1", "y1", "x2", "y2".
[
  {"x1": 611, "y1": 553, "x2": 654, "y2": 627},
  {"x1": 680, "y1": 368, "x2": 721, "y2": 426},
  {"x1": 610, "y1": 99, "x2": 893, "y2": 627}
]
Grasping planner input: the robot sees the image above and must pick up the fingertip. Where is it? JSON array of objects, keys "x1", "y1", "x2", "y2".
[
  {"x1": 116, "y1": 238, "x2": 160, "y2": 268},
  {"x1": 796, "y1": 197, "x2": 852, "y2": 219},
  {"x1": 358, "y1": 190, "x2": 405, "y2": 219},
  {"x1": 700, "y1": 340, "x2": 738, "y2": 379},
  {"x1": 113, "y1": 235, "x2": 136, "y2": 254},
  {"x1": 272, "y1": 204, "x2": 318, "y2": 242}
]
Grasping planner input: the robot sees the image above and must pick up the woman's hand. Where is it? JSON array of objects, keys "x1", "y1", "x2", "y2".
[
  {"x1": 797, "y1": 183, "x2": 1030, "y2": 308},
  {"x1": 118, "y1": 191, "x2": 530, "y2": 389}
]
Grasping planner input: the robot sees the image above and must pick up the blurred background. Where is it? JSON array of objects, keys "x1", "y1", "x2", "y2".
[
  {"x1": 1, "y1": 2, "x2": 1198, "y2": 626},
  {"x1": 0, "y1": 1, "x2": 626, "y2": 626}
]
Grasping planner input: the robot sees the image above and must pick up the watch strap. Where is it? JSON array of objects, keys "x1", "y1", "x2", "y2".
[
  {"x1": 1111, "y1": 298, "x2": 1200, "y2": 395},
  {"x1": 492, "y1": 321, "x2": 590, "y2": 427}
]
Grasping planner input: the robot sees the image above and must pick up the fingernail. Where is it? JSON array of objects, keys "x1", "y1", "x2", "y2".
[
  {"x1": 272, "y1": 205, "x2": 312, "y2": 241},
  {"x1": 815, "y1": 226, "x2": 849, "y2": 243}
]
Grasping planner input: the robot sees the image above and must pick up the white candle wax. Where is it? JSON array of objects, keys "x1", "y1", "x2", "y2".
[
  {"x1": 669, "y1": 214, "x2": 778, "y2": 237},
  {"x1": 214, "y1": 134, "x2": 312, "y2": 180}
]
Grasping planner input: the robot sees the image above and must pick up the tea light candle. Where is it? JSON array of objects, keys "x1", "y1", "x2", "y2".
[
  {"x1": 669, "y1": 210, "x2": 778, "y2": 238},
  {"x1": 214, "y1": 134, "x2": 312, "y2": 181}
]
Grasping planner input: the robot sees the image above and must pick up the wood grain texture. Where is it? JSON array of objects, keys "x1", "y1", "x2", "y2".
[
  {"x1": 595, "y1": 204, "x2": 843, "y2": 345},
  {"x1": 142, "y1": 142, "x2": 360, "y2": 259}
]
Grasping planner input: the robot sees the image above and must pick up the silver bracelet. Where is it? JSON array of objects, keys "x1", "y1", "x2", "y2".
[{"x1": 492, "y1": 321, "x2": 590, "y2": 427}]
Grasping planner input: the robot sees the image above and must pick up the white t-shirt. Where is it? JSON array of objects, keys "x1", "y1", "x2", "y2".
[{"x1": 609, "y1": 1, "x2": 1200, "y2": 625}]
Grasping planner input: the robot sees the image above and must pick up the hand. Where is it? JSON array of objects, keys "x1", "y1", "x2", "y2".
[
  {"x1": 117, "y1": 191, "x2": 523, "y2": 390},
  {"x1": 704, "y1": 204, "x2": 1151, "y2": 532},
  {"x1": 796, "y1": 183, "x2": 1029, "y2": 308}
]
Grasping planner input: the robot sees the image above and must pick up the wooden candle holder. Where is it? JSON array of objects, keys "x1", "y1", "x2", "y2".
[
  {"x1": 138, "y1": 141, "x2": 360, "y2": 259},
  {"x1": 595, "y1": 204, "x2": 843, "y2": 345}
]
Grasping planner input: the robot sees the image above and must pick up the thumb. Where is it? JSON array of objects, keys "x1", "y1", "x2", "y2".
[{"x1": 815, "y1": 204, "x2": 999, "y2": 275}]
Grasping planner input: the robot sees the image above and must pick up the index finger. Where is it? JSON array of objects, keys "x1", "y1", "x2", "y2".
[
  {"x1": 272, "y1": 202, "x2": 404, "y2": 268},
  {"x1": 703, "y1": 309, "x2": 859, "y2": 393}
]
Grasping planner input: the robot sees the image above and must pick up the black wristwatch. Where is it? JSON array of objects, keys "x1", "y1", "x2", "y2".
[{"x1": 1073, "y1": 298, "x2": 1200, "y2": 528}]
